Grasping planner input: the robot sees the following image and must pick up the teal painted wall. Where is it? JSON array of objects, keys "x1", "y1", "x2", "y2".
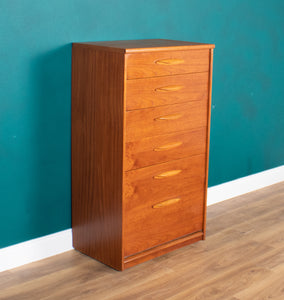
[{"x1": 0, "y1": 0, "x2": 283, "y2": 248}]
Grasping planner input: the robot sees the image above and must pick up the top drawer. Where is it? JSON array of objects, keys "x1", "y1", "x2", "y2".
[{"x1": 126, "y1": 49, "x2": 210, "y2": 79}]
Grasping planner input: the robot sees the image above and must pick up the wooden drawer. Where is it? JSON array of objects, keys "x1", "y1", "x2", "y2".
[
  {"x1": 124, "y1": 190, "x2": 204, "y2": 256},
  {"x1": 126, "y1": 49, "x2": 210, "y2": 79},
  {"x1": 124, "y1": 154, "x2": 206, "y2": 208},
  {"x1": 126, "y1": 72, "x2": 208, "y2": 110},
  {"x1": 125, "y1": 127, "x2": 207, "y2": 171},
  {"x1": 124, "y1": 155, "x2": 206, "y2": 256},
  {"x1": 126, "y1": 101, "x2": 208, "y2": 142}
]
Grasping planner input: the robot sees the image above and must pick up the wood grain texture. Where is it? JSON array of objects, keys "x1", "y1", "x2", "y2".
[
  {"x1": 125, "y1": 127, "x2": 207, "y2": 171},
  {"x1": 202, "y1": 48, "x2": 214, "y2": 240},
  {"x1": 76, "y1": 39, "x2": 215, "y2": 53},
  {"x1": 71, "y1": 39, "x2": 213, "y2": 271},
  {"x1": 1, "y1": 183, "x2": 283, "y2": 299},
  {"x1": 124, "y1": 188, "x2": 204, "y2": 257},
  {"x1": 126, "y1": 100, "x2": 208, "y2": 142},
  {"x1": 124, "y1": 155, "x2": 206, "y2": 209},
  {"x1": 126, "y1": 72, "x2": 209, "y2": 110},
  {"x1": 124, "y1": 232, "x2": 203, "y2": 269},
  {"x1": 126, "y1": 50, "x2": 209, "y2": 79},
  {"x1": 124, "y1": 155, "x2": 206, "y2": 256},
  {"x1": 71, "y1": 45, "x2": 124, "y2": 270}
]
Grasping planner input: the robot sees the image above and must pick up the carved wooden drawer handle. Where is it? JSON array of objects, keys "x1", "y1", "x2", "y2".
[
  {"x1": 155, "y1": 113, "x2": 182, "y2": 121},
  {"x1": 155, "y1": 58, "x2": 184, "y2": 65},
  {"x1": 154, "y1": 141, "x2": 183, "y2": 152},
  {"x1": 155, "y1": 85, "x2": 184, "y2": 92},
  {"x1": 152, "y1": 197, "x2": 181, "y2": 208},
  {"x1": 153, "y1": 170, "x2": 182, "y2": 179}
]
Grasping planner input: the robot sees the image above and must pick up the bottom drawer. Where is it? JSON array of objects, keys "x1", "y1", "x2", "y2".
[{"x1": 124, "y1": 189, "x2": 204, "y2": 257}]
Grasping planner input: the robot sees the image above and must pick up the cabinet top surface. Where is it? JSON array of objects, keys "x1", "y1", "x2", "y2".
[{"x1": 73, "y1": 39, "x2": 215, "y2": 53}]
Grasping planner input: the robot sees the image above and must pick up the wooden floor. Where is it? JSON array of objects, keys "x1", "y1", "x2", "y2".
[{"x1": 1, "y1": 182, "x2": 283, "y2": 300}]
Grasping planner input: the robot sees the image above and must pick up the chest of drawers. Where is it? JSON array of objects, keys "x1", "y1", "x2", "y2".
[{"x1": 72, "y1": 39, "x2": 214, "y2": 270}]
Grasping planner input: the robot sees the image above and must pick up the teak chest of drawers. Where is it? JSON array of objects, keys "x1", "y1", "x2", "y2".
[{"x1": 72, "y1": 39, "x2": 215, "y2": 270}]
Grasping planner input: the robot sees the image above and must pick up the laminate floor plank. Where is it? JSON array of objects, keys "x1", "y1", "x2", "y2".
[
  {"x1": 234, "y1": 263, "x2": 284, "y2": 300},
  {"x1": 0, "y1": 182, "x2": 283, "y2": 300},
  {"x1": 112, "y1": 242, "x2": 280, "y2": 300},
  {"x1": 206, "y1": 182, "x2": 284, "y2": 220}
]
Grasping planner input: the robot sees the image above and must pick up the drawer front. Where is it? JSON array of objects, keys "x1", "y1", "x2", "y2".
[
  {"x1": 125, "y1": 127, "x2": 207, "y2": 171},
  {"x1": 124, "y1": 190, "x2": 204, "y2": 257},
  {"x1": 126, "y1": 49, "x2": 210, "y2": 79},
  {"x1": 124, "y1": 155, "x2": 206, "y2": 256},
  {"x1": 126, "y1": 72, "x2": 208, "y2": 110},
  {"x1": 124, "y1": 155, "x2": 206, "y2": 208},
  {"x1": 126, "y1": 101, "x2": 208, "y2": 142}
]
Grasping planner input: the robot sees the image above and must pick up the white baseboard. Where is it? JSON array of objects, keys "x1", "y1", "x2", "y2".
[
  {"x1": 207, "y1": 165, "x2": 284, "y2": 205},
  {"x1": 0, "y1": 229, "x2": 73, "y2": 272},
  {"x1": 0, "y1": 165, "x2": 283, "y2": 273}
]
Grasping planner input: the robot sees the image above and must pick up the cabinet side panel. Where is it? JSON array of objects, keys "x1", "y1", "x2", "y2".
[
  {"x1": 71, "y1": 45, "x2": 124, "y2": 270},
  {"x1": 202, "y1": 49, "x2": 214, "y2": 239}
]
